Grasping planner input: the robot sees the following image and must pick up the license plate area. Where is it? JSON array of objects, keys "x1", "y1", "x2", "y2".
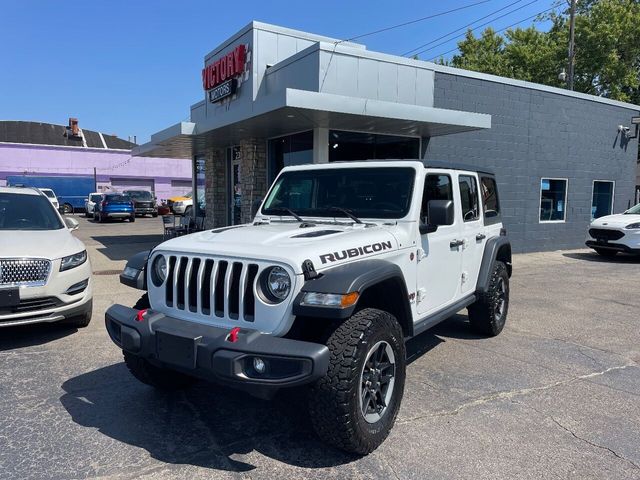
[
  {"x1": 156, "y1": 331, "x2": 201, "y2": 369},
  {"x1": 0, "y1": 288, "x2": 19, "y2": 308}
]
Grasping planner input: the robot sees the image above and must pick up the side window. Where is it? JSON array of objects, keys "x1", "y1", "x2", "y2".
[
  {"x1": 480, "y1": 176, "x2": 501, "y2": 224},
  {"x1": 458, "y1": 175, "x2": 480, "y2": 222},
  {"x1": 421, "y1": 174, "x2": 453, "y2": 222}
]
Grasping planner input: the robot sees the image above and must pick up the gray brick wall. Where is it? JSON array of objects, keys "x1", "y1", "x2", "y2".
[{"x1": 427, "y1": 73, "x2": 640, "y2": 253}]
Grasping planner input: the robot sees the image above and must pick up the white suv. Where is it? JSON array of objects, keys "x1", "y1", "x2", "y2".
[
  {"x1": 38, "y1": 188, "x2": 59, "y2": 210},
  {"x1": 106, "y1": 161, "x2": 511, "y2": 454},
  {"x1": 0, "y1": 187, "x2": 93, "y2": 327},
  {"x1": 586, "y1": 203, "x2": 640, "y2": 257}
]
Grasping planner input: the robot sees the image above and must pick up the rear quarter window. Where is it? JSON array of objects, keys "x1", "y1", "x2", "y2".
[{"x1": 480, "y1": 176, "x2": 501, "y2": 225}]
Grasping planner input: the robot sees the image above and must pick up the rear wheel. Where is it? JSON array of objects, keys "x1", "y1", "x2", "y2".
[
  {"x1": 129, "y1": 215, "x2": 136, "y2": 222},
  {"x1": 123, "y1": 351, "x2": 196, "y2": 390},
  {"x1": 468, "y1": 261, "x2": 509, "y2": 336},
  {"x1": 594, "y1": 248, "x2": 618, "y2": 257},
  {"x1": 308, "y1": 308, "x2": 406, "y2": 455},
  {"x1": 62, "y1": 203, "x2": 73, "y2": 214}
]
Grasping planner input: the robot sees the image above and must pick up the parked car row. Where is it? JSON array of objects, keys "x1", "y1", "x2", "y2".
[{"x1": 85, "y1": 191, "x2": 159, "y2": 220}]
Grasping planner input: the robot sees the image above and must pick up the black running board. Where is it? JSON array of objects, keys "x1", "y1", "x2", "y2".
[{"x1": 411, "y1": 294, "x2": 476, "y2": 337}]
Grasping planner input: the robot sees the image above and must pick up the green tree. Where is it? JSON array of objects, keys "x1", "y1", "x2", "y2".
[{"x1": 445, "y1": 0, "x2": 640, "y2": 104}]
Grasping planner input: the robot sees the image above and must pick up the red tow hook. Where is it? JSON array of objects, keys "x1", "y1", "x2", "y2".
[
  {"x1": 227, "y1": 326, "x2": 241, "y2": 343},
  {"x1": 135, "y1": 309, "x2": 148, "y2": 322}
]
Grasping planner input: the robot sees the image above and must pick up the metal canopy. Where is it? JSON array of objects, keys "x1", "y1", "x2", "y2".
[{"x1": 133, "y1": 89, "x2": 491, "y2": 159}]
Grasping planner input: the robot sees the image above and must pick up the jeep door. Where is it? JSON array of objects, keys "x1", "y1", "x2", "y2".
[
  {"x1": 416, "y1": 172, "x2": 463, "y2": 316},
  {"x1": 457, "y1": 173, "x2": 484, "y2": 294}
]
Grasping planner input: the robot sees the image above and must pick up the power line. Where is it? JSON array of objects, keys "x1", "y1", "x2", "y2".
[
  {"x1": 414, "y1": 0, "x2": 542, "y2": 58},
  {"x1": 402, "y1": 0, "x2": 528, "y2": 56},
  {"x1": 427, "y1": 4, "x2": 557, "y2": 61},
  {"x1": 344, "y1": 0, "x2": 492, "y2": 42}
]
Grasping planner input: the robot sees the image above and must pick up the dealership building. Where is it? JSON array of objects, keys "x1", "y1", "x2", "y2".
[
  {"x1": 0, "y1": 120, "x2": 192, "y2": 202},
  {"x1": 135, "y1": 21, "x2": 640, "y2": 252}
]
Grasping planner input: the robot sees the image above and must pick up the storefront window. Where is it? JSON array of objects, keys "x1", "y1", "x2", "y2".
[
  {"x1": 268, "y1": 131, "x2": 313, "y2": 183},
  {"x1": 329, "y1": 130, "x2": 419, "y2": 162},
  {"x1": 193, "y1": 156, "x2": 206, "y2": 217},
  {"x1": 591, "y1": 181, "x2": 614, "y2": 219},
  {"x1": 539, "y1": 178, "x2": 567, "y2": 222}
]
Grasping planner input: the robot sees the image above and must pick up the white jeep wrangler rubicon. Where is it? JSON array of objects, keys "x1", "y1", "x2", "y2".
[{"x1": 106, "y1": 160, "x2": 512, "y2": 454}]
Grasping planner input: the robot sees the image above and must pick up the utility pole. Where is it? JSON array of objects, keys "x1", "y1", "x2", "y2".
[{"x1": 567, "y1": 0, "x2": 576, "y2": 90}]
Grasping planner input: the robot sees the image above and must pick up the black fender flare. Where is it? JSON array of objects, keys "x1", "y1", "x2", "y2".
[
  {"x1": 292, "y1": 259, "x2": 411, "y2": 322},
  {"x1": 119, "y1": 250, "x2": 150, "y2": 290},
  {"x1": 476, "y1": 236, "x2": 512, "y2": 294}
]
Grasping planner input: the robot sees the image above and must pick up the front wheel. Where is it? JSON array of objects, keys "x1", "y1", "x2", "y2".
[
  {"x1": 123, "y1": 351, "x2": 196, "y2": 390},
  {"x1": 468, "y1": 260, "x2": 509, "y2": 336},
  {"x1": 308, "y1": 308, "x2": 406, "y2": 455}
]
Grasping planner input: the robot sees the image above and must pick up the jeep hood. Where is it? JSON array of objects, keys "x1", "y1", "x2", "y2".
[
  {"x1": 156, "y1": 223, "x2": 400, "y2": 274},
  {"x1": 591, "y1": 213, "x2": 640, "y2": 228}
]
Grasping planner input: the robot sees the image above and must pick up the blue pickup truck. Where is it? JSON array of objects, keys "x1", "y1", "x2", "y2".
[{"x1": 6, "y1": 175, "x2": 95, "y2": 213}]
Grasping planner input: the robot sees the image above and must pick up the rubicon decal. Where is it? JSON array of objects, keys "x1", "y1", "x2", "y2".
[{"x1": 319, "y1": 241, "x2": 393, "y2": 264}]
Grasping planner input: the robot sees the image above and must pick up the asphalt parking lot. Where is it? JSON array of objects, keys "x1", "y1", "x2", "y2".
[{"x1": 1, "y1": 215, "x2": 639, "y2": 480}]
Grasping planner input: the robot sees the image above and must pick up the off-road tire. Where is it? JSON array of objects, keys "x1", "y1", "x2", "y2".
[
  {"x1": 594, "y1": 248, "x2": 617, "y2": 258},
  {"x1": 133, "y1": 293, "x2": 150, "y2": 310},
  {"x1": 468, "y1": 260, "x2": 509, "y2": 336},
  {"x1": 124, "y1": 351, "x2": 196, "y2": 390},
  {"x1": 308, "y1": 308, "x2": 406, "y2": 455}
]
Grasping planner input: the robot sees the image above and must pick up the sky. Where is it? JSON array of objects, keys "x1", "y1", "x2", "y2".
[{"x1": 0, "y1": 0, "x2": 555, "y2": 143}]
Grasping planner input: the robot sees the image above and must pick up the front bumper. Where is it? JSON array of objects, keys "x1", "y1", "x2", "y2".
[
  {"x1": 134, "y1": 207, "x2": 157, "y2": 215},
  {"x1": 585, "y1": 240, "x2": 640, "y2": 255},
  {"x1": 172, "y1": 204, "x2": 187, "y2": 214},
  {"x1": 105, "y1": 305, "x2": 329, "y2": 394}
]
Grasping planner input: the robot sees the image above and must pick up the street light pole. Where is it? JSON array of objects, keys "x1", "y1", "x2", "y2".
[{"x1": 567, "y1": 0, "x2": 576, "y2": 90}]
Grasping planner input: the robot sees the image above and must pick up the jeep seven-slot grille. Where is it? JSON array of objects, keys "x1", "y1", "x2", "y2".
[
  {"x1": 589, "y1": 228, "x2": 624, "y2": 241},
  {"x1": 165, "y1": 256, "x2": 259, "y2": 322},
  {"x1": 0, "y1": 258, "x2": 51, "y2": 286}
]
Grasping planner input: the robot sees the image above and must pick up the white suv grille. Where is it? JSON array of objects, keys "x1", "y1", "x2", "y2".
[{"x1": 0, "y1": 258, "x2": 51, "y2": 286}]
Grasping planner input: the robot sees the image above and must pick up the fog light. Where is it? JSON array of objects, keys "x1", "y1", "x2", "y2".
[{"x1": 253, "y1": 357, "x2": 266, "y2": 374}]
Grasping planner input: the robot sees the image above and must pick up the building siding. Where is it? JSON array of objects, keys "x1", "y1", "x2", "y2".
[{"x1": 427, "y1": 72, "x2": 640, "y2": 253}]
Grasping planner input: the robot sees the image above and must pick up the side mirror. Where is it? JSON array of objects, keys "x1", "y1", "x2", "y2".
[
  {"x1": 420, "y1": 199, "x2": 455, "y2": 234},
  {"x1": 64, "y1": 217, "x2": 79, "y2": 231}
]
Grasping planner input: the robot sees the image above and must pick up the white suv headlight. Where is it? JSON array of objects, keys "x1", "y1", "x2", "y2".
[
  {"x1": 60, "y1": 250, "x2": 87, "y2": 271},
  {"x1": 625, "y1": 222, "x2": 640, "y2": 229}
]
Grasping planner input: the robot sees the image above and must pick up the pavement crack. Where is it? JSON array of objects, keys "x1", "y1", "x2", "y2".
[
  {"x1": 513, "y1": 400, "x2": 640, "y2": 471},
  {"x1": 398, "y1": 364, "x2": 635, "y2": 424}
]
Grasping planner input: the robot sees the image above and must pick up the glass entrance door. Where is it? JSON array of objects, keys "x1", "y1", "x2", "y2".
[
  {"x1": 591, "y1": 181, "x2": 614, "y2": 219},
  {"x1": 227, "y1": 146, "x2": 242, "y2": 225}
]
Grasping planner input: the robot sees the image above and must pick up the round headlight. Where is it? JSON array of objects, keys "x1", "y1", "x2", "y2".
[
  {"x1": 152, "y1": 255, "x2": 167, "y2": 286},
  {"x1": 265, "y1": 266, "x2": 291, "y2": 301}
]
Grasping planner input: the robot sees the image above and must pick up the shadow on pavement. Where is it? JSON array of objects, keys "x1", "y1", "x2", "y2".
[
  {"x1": 431, "y1": 313, "x2": 489, "y2": 341},
  {"x1": 0, "y1": 322, "x2": 77, "y2": 351},
  {"x1": 60, "y1": 364, "x2": 359, "y2": 473},
  {"x1": 91, "y1": 234, "x2": 163, "y2": 261},
  {"x1": 563, "y1": 251, "x2": 640, "y2": 264}
]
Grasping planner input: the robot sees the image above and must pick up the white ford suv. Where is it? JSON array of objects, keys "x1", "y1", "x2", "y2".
[
  {"x1": 0, "y1": 187, "x2": 93, "y2": 327},
  {"x1": 586, "y1": 202, "x2": 640, "y2": 257},
  {"x1": 106, "y1": 161, "x2": 511, "y2": 454}
]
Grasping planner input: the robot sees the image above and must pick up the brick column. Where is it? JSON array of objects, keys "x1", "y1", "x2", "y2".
[
  {"x1": 239, "y1": 138, "x2": 267, "y2": 224},
  {"x1": 204, "y1": 148, "x2": 227, "y2": 229}
]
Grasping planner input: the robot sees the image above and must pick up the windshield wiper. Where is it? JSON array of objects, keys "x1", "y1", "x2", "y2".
[
  {"x1": 269, "y1": 207, "x2": 305, "y2": 222},
  {"x1": 329, "y1": 207, "x2": 363, "y2": 224}
]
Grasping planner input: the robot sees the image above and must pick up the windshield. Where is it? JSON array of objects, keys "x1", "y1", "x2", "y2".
[
  {"x1": 40, "y1": 189, "x2": 55, "y2": 198},
  {"x1": 90, "y1": 194, "x2": 102, "y2": 202},
  {"x1": 0, "y1": 193, "x2": 64, "y2": 230},
  {"x1": 625, "y1": 203, "x2": 640, "y2": 214},
  {"x1": 124, "y1": 190, "x2": 153, "y2": 200},
  {"x1": 262, "y1": 167, "x2": 416, "y2": 220}
]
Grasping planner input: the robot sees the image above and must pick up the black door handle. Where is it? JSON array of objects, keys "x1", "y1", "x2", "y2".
[
  {"x1": 450, "y1": 239, "x2": 464, "y2": 248},
  {"x1": 476, "y1": 233, "x2": 486, "y2": 241}
]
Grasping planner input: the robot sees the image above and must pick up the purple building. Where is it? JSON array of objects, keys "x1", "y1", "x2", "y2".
[{"x1": 0, "y1": 120, "x2": 192, "y2": 202}]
